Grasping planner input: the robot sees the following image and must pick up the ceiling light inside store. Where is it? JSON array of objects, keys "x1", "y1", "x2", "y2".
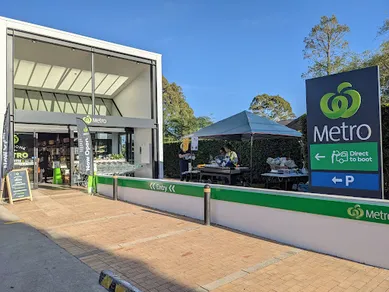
[
  {"x1": 58, "y1": 68, "x2": 81, "y2": 91},
  {"x1": 43, "y1": 66, "x2": 66, "y2": 89},
  {"x1": 105, "y1": 76, "x2": 128, "y2": 95},
  {"x1": 95, "y1": 74, "x2": 119, "y2": 95},
  {"x1": 28, "y1": 63, "x2": 51, "y2": 87},
  {"x1": 70, "y1": 70, "x2": 91, "y2": 92},
  {"x1": 14, "y1": 60, "x2": 35, "y2": 86}
]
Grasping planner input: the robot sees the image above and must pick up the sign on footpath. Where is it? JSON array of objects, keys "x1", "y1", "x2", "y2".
[{"x1": 306, "y1": 66, "x2": 383, "y2": 199}]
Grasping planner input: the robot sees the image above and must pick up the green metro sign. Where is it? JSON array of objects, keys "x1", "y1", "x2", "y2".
[{"x1": 306, "y1": 66, "x2": 383, "y2": 199}]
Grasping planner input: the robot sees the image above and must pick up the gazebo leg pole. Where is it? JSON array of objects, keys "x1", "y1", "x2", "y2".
[{"x1": 250, "y1": 135, "x2": 253, "y2": 185}]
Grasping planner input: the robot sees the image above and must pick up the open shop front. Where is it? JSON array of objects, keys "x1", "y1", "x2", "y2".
[
  {"x1": 13, "y1": 124, "x2": 141, "y2": 189},
  {"x1": 2, "y1": 17, "x2": 163, "y2": 189}
]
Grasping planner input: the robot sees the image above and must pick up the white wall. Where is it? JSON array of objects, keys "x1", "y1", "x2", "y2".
[
  {"x1": 211, "y1": 200, "x2": 389, "y2": 270},
  {"x1": 156, "y1": 55, "x2": 163, "y2": 179},
  {"x1": 113, "y1": 69, "x2": 151, "y2": 119},
  {"x1": 134, "y1": 128, "x2": 152, "y2": 178},
  {"x1": 118, "y1": 187, "x2": 203, "y2": 220}
]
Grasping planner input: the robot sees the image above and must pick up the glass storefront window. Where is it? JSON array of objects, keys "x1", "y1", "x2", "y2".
[
  {"x1": 14, "y1": 36, "x2": 92, "y2": 113},
  {"x1": 14, "y1": 133, "x2": 35, "y2": 183}
]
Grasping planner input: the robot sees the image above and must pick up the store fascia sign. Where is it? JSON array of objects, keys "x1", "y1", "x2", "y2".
[
  {"x1": 14, "y1": 134, "x2": 28, "y2": 159},
  {"x1": 82, "y1": 115, "x2": 107, "y2": 125},
  {"x1": 306, "y1": 66, "x2": 383, "y2": 199}
]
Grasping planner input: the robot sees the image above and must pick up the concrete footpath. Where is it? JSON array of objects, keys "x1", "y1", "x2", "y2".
[
  {"x1": 0, "y1": 205, "x2": 105, "y2": 292},
  {"x1": 4, "y1": 187, "x2": 389, "y2": 292}
]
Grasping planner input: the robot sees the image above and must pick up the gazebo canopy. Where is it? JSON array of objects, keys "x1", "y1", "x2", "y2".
[{"x1": 188, "y1": 110, "x2": 302, "y2": 140}]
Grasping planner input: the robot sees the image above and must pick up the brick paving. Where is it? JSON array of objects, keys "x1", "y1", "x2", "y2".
[{"x1": 5, "y1": 187, "x2": 389, "y2": 292}]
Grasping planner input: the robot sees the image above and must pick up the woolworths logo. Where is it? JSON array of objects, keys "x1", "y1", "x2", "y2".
[
  {"x1": 320, "y1": 82, "x2": 361, "y2": 119},
  {"x1": 347, "y1": 204, "x2": 389, "y2": 222},
  {"x1": 83, "y1": 115, "x2": 92, "y2": 124},
  {"x1": 347, "y1": 204, "x2": 364, "y2": 219},
  {"x1": 82, "y1": 115, "x2": 107, "y2": 124}
]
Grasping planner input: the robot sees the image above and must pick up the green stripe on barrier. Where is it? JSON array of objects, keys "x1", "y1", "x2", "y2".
[
  {"x1": 97, "y1": 176, "x2": 389, "y2": 225},
  {"x1": 118, "y1": 178, "x2": 203, "y2": 198},
  {"x1": 98, "y1": 176, "x2": 113, "y2": 185}
]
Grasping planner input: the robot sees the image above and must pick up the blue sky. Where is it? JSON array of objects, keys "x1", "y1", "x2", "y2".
[{"x1": 1, "y1": 0, "x2": 388, "y2": 121}]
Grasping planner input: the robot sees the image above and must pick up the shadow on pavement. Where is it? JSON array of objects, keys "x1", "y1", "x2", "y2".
[{"x1": 0, "y1": 204, "x2": 197, "y2": 292}]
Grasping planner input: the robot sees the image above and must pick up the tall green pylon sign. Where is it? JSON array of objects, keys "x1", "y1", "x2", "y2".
[{"x1": 306, "y1": 67, "x2": 383, "y2": 199}]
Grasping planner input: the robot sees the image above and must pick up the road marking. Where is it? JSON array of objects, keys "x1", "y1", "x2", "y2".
[
  {"x1": 104, "y1": 226, "x2": 200, "y2": 251},
  {"x1": 46, "y1": 212, "x2": 136, "y2": 230},
  {"x1": 200, "y1": 248, "x2": 302, "y2": 291},
  {"x1": 4, "y1": 220, "x2": 24, "y2": 224}
]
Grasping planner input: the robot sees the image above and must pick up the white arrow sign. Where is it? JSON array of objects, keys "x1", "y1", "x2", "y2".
[
  {"x1": 169, "y1": 185, "x2": 176, "y2": 193},
  {"x1": 332, "y1": 177, "x2": 343, "y2": 184},
  {"x1": 150, "y1": 182, "x2": 155, "y2": 190},
  {"x1": 315, "y1": 153, "x2": 326, "y2": 161}
]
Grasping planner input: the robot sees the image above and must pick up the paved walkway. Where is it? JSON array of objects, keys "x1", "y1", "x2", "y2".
[
  {"x1": 0, "y1": 204, "x2": 105, "y2": 292},
  {"x1": 4, "y1": 187, "x2": 389, "y2": 292}
]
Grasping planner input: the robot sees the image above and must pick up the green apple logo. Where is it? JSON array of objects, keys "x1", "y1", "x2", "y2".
[{"x1": 320, "y1": 82, "x2": 361, "y2": 119}]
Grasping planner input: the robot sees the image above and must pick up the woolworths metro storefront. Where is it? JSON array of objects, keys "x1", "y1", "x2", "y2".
[{"x1": 0, "y1": 17, "x2": 163, "y2": 188}]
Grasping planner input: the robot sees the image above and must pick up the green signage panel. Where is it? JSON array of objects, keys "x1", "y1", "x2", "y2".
[
  {"x1": 310, "y1": 142, "x2": 378, "y2": 171},
  {"x1": 306, "y1": 67, "x2": 383, "y2": 199}
]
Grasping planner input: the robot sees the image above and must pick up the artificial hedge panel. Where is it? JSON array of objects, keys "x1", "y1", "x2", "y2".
[{"x1": 163, "y1": 139, "x2": 302, "y2": 182}]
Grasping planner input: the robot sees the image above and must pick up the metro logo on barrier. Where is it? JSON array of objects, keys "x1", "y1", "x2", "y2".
[
  {"x1": 347, "y1": 204, "x2": 364, "y2": 219},
  {"x1": 320, "y1": 82, "x2": 361, "y2": 119},
  {"x1": 347, "y1": 204, "x2": 389, "y2": 222}
]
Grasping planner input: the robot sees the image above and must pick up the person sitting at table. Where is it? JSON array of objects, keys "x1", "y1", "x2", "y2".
[
  {"x1": 219, "y1": 147, "x2": 226, "y2": 157},
  {"x1": 224, "y1": 143, "x2": 239, "y2": 167},
  {"x1": 178, "y1": 143, "x2": 191, "y2": 181}
]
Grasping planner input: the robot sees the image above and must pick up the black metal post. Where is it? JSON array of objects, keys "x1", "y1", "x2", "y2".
[
  {"x1": 204, "y1": 184, "x2": 211, "y2": 226},
  {"x1": 250, "y1": 134, "x2": 253, "y2": 185},
  {"x1": 113, "y1": 176, "x2": 118, "y2": 201}
]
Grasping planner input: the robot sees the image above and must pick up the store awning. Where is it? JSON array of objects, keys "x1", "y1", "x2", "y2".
[{"x1": 188, "y1": 110, "x2": 302, "y2": 140}]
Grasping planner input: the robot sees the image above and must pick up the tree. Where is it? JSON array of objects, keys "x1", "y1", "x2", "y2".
[
  {"x1": 345, "y1": 19, "x2": 389, "y2": 103},
  {"x1": 378, "y1": 19, "x2": 389, "y2": 36},
  {"x1": 163, "y1": 77, "x2": 212, "y2": 141},
  {"x1": 195, "y1": 116, "x2": 213, "y2": 129},
  {"x1": 249, "y1": 94, "x2": 296, "y2": 121},
  {"x1": 303, "y1": 15, "x2": 350, "y2": 78}
]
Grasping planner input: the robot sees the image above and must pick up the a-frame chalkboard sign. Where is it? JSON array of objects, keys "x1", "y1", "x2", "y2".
[{"x1": 5, "y1": 169, "x2": 33, "y2": 204}]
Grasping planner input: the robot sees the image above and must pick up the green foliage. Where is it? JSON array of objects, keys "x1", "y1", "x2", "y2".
[
  {"x1": 249, "y1": 94, "x2": 296, "y2": 121},
  {"x1": 303, "y1": 15, "x2": 350, "y2": 78},
  {"x1": 378, "y1": 19, "x2": 389, "y2": 36},
  {"x1": 164, "y1": 139, "x2": 302, "y2": 181},
  {"x1": 163, "y1": 77, "x2": 213, "y2": 142}
]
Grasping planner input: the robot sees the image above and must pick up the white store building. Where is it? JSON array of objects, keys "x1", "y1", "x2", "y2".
[{"x1": 0, "y1": 16, "x2": 164, "y2": 188}]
